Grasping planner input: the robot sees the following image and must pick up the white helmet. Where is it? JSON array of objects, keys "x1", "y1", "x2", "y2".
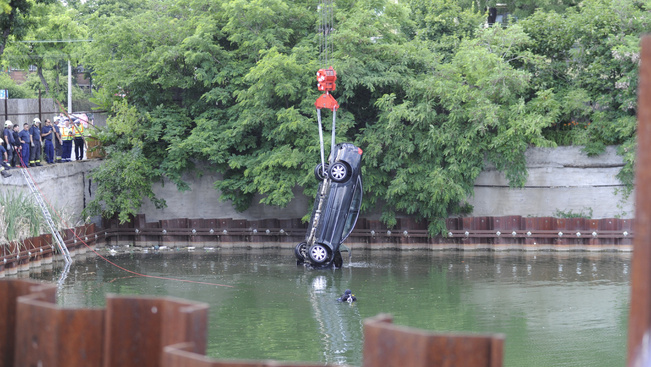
[
  {"x1": 4, "y1": 120, "x2": 11, "y2": 127},
  {"x1": 33, "y1": 117, "x2": 41, "y2": 124}
]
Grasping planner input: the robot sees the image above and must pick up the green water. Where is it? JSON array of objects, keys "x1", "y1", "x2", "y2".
[{"x1": 31, "y1": 249, "x2": 630, "y2": 366}]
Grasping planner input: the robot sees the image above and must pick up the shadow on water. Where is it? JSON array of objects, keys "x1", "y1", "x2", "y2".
[
  {"x1": 28, "y1": 248, "x2": 631, "y2": 367},
  {"x1": 303, "y1": 270, "x2": 362, "y2": 365}
]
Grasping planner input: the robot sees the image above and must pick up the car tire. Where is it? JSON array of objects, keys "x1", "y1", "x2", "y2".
[
  {"x1": 295, "y1": 242, "x2": 308, "y2": 261},
  {"x1": 328, "y1": 162, "x2": 350, "y2": 183},
  {"x1": 308, "y1": 243, "x2": 330, "y2": 264},
  {"x1": 314, "y1": 163, "x2": 329, "y2": 181}
]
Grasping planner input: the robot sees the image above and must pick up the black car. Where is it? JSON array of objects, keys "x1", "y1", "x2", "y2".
[{"x1": 295, "y1": 143, "x2": 363, "y2": 268}]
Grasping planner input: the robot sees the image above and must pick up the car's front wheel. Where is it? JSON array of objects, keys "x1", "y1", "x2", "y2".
[
  {"x1": 308, "y1": 244, "x2": 330, "y2": 264},
  {"x1": 328, "y1": 162, "x2": 349, "y2": 183}
]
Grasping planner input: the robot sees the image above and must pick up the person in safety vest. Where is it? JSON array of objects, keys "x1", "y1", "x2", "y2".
[
  {"x1": 61, "y1": 118, "x2": 73, "y2": 162},
  {"x1": 72, "y1": 118, "x2": 85, "y2": 161},
  {"x1": 18, "y1": 123, "x2": 30, "y2": 167},
  {"x1": 41, "y1": 119, "x2": 55, "y2": 164},
  {"x1": 29, "y1": 118, "x2": 42, "y2": 166}
]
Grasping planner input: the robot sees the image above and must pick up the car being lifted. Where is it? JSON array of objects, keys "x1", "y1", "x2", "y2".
[{"x1": 295, "y1": 142, "x2": 363, "y2": 268}]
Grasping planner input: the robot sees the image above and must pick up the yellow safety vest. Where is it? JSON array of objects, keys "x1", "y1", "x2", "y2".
[
  {"x1": 62, "y1": 126, "x2": 74, "y2": 141},
  {"x1": 73, "y1": 124, "x2": 84, "y2": 138}
]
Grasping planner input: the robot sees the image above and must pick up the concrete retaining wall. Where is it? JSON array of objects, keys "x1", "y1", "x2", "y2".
[
  {"x1": 0, "y1": 160, "x2": 101, "y2": 224},
  {"x1": 141, "y1": 146, "x2": 635, "y2": 221},
  {"x1": 1, "y1": 146, "x2": 633, "y2": 225},
  {"x1": 0, "y1": 97, "x2": 108, "y2": 127},
  {"x1": 469, "y1": 146, "x2": 634, "y2": 218},
  {"x1": 0, "y1": 98, "x2": 58, "y2": 125},
  {"x1": 139, "y1": 171, "x2": 312, "y2": 222}
]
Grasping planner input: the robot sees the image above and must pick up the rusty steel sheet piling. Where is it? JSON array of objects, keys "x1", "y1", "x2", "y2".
[
  {"x1": 0, "y1": 280, "x2": 57, "y2": 367},
  {"x1": 362, "y1": 314, "x2": 504, "y2": 367},
  {"x1": 102, "y1": 213, "x2": 635, "y2": 250},
  {"x1": 103, "y1": 295, "x2": 209, "y2": 367},
  {"x1": 162, "y1": 342, "x2": 338, "y2": 367},
  {"x1": 0, "y1": 278, "x2": 505, "y2": 367},
  {"x1": 15, "y1": 291, "x2": 105, "y2": 367},
  {"x1": 628, "y1": 35, "x2": 651, "y2": 367}
]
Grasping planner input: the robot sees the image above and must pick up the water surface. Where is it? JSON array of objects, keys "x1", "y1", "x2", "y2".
[{"x1": 31, "y1": 249, "x2": 631, "y2": 366}]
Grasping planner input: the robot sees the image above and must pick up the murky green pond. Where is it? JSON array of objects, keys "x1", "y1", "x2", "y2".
[{"x1": 30, "y1": 248, "x2": 630, "y2": 367}]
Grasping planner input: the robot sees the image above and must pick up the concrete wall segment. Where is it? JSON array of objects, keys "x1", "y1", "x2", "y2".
[
  {"x1": 0, "y1": 145, "x2": 633, "y2": 226},
  {"x1": 139, "y1": 170, "x2": 312, "y2": 222},
  {"x1": 0, "y1": 160, "x2": 101, "y2": 224},
  {"x1": 470, "y1": 146, "x2": 633, "y2": 218}
]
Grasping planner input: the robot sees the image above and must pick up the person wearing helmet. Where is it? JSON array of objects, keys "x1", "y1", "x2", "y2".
[
  {"x1": 3, "y1": 120, "x2": 14, "y2": 167},
  {"x1": 29, "y1": 118, "x2": 42, "y2": 166},
  {"x1": 72, "y1": 118, "x2": 85, "y2": 161},
  {"x1": 61, "y1": 118, "x2": 73, "y2": 162}
]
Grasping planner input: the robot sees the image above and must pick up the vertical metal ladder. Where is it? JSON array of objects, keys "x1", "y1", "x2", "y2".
[{"x1": 19, "y1": 166, "x2": 72, "y2": 264}]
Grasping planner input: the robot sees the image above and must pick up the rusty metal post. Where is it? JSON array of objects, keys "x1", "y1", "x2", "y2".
[
  {"x1": 15, "y1": 292, "x2": 105, "y2": 367},
  {"x1": 0, "y1": 280, "x2": 57, "y2": 367},
  {"x1": 628, "y1": 35, "x2": 651, "y2": 366},
  {"x1": 362, "y1": 314, "x2": 504, "y2": 367},
  {"x1": 38, "y1": 89, "x2": 42, "y2": 121},
  {"x1": 102, "y1": 295, "x2": 209, "y2": 367}
]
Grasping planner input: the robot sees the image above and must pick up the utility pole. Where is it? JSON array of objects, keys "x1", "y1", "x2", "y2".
[{"x1": 68, "y1": 60, "x2": 72, "y2": 113}]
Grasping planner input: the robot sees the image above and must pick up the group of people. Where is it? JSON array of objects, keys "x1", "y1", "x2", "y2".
[{"x1": 0, "y1": 114, "x2": 88, "y2": 178}]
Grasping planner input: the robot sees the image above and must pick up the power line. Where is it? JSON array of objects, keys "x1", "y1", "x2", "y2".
[{"x1": 15, "y1": 39, "x2": 93, "y2": 43}]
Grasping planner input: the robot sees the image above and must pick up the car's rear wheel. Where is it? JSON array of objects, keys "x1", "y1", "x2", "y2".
[
  {"x1": 328, "y1": 162, "x2": 349, "y2": 183},
  {"x1": 295, "y1": 242, "x2": 308, "y2": 261},
  {"x1": 308, "y1": 244, "x2": 330, "y2": 264},
  {"x1": 314, "y1": 163, "x2": 329, "y2": 181}
]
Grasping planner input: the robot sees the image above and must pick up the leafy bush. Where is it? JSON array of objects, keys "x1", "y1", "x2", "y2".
[
  {"x1": 0, "y1": 73, "x2": 36, "y2": 99},
  {"x1": 79, "y1": 0, "x2": 644, "y2": 232}
]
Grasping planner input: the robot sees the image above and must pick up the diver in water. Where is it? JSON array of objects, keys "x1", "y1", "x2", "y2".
[{"x1": 337, "y1": 289, "x2": 356, "y2": 303}]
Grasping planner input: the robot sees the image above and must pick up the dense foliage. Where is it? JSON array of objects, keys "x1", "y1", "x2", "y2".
[
  {"x1": 2, "y1": 0, "x2": 88, "y2": 102},
  {"x1": 18, "y1": 0, "x2": 643, "y2": 232},
  {"x1": 0, "y1": 0, "x2": 55, "y2": 60}
]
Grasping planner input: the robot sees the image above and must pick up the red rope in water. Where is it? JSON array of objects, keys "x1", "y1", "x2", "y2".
[{"x1": 17, "y1": 153, "x2": 234, "y2": 288}]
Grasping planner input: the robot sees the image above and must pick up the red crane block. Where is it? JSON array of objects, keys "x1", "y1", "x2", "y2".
[
  {"x1": 316, "y1": 67, "x2": 337, "y2": 92},
  {"x1": 315, "y1": 93, "x2": 339, "y2": 111}
]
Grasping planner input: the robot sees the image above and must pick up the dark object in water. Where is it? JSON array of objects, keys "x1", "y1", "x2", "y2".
[
  {"x1": 295, "y1": 143, "x2": 363, "y2": 268},
  {"x1": 337, "y1": 289, "x2": 357, "y2": 303}
]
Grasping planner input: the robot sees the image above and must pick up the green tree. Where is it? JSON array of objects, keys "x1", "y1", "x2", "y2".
[
  {"x1": 357, "y1": 24, "x2": 555, "y2": 233},
  {"x1": 80, "y1": 0, "x2": 646, "y2": 231},
  {"x1": 2, "y1": 2, "x2": 88, "y2": 101},
  {"x1": 0, "y1": 73, "x2": 35, "y2": 98},
  {"x1": 0, "y1": 0, "x2": 55, "y2": 60},
  {"x1": 520, "y1": 0, "x2": 649, "y2": 196},
  {"x1": 83, "y1": 99, "x2": 168, "y2": 223}
]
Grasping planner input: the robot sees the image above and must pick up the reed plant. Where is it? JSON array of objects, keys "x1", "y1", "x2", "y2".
[{"x1": 0, "y1": 191, "x2": 79, "y2": 254}]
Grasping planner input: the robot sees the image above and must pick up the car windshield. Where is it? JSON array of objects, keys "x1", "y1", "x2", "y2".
[{"x1": 341, "y1": 177, "x2": 362, "y2": 241}]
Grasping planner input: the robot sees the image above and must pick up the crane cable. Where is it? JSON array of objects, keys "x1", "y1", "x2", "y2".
[
  {"x1": 319, "y1": 0, "x2": 334, "y2": 69},
  {"x1": 314, "y1": 0, "x2": 338, "y2": 171},
  {"x1": 305, "y1": 0, "x2": 339, "y2": 254}
]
